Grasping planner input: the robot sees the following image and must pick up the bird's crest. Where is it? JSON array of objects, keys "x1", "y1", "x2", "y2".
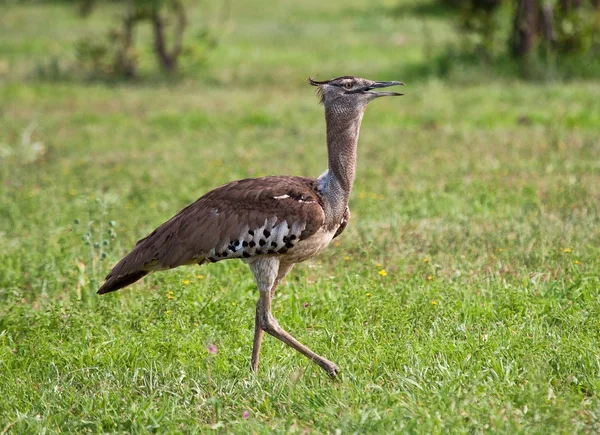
[{"x1": 308, "y1": 76, "x2": 326, "y2": 104}]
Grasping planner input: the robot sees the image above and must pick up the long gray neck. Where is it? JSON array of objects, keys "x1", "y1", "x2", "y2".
[{"x1": 318, "y1": 104, "x2": 365, "y2": 225}]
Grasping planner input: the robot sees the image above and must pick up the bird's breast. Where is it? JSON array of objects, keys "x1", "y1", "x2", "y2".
[{"x1": 282, "y1": 226, "x2": 337, "y2": 263}]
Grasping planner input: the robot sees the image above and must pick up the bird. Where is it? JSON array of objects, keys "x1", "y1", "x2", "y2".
[{"x1": 98, "y1": 76, "x2": 404, "y2": 377}]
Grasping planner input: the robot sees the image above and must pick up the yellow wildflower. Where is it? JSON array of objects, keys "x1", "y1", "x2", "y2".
[
  {"x1": 423, "y1": 257, "x2": 430, "y2": 263},
  {"x1": 564, "y1": 248, "x2": 572, "y2": 253},
  {"x1": 196, "y1": 275, "x2": 204, "y2": 279},
  {"x1": 344, "y1": 256, "x2": 350, "y2": 261},
  {"x1": 378, "y1": 269, "x2": 387, "y2": 277},
  {"x1": 430, "y1": 300, "x2": 437, "y2": 305},
  {"x1": 182, "y1": 279, "x2": 190, "y2": 285},
  {"x1": 366, "y1": 292, "x2": 372, "y2": 297},
  {"x1": 574, "y1": 260, "x2": 580, "y2": 265},
  {"x1": 427, "y1": 275, "x2": 433, "y2": 281},
  {"x1": 231, "y1": 302, "x2": 237, "y2": 306}
]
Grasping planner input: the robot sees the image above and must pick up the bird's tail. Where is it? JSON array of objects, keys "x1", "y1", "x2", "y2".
[
  {"x1": 97, "y1": 211, "x2": 188, "y2": 295},
  {"x1": 97, "y1": 270, "x2": 149, "y2": 295}
]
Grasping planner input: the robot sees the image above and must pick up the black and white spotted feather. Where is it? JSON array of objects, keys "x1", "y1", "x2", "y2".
[{"x1": 97, "y1": 176, "x2": 327, "y2": 294}]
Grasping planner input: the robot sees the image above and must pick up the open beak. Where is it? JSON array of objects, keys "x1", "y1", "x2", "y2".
[{"x1": 365, "y1": 81, "x2": 404, "y2": 97}]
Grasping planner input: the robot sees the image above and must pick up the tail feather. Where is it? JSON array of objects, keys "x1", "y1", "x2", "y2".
[
  {"x1": 97, "y1": 270, "x2": 149, "y2": 295},
  {"x1": 97, "y1": 206, "x2": 192, "y2": 295}
]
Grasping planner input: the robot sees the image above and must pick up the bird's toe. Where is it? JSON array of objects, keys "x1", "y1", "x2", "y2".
[{"x1": 326, "y1": 363, "x2": 339, "y2": 378}]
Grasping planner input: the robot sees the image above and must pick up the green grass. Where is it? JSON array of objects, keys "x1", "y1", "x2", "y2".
[{"x1": 1, "y1": 0, "x2": 600, "y2": 433}]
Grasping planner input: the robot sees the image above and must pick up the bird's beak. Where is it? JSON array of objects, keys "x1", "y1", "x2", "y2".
[{"x1": 365, "y1": 81, "x2": 405, "y2": 97}]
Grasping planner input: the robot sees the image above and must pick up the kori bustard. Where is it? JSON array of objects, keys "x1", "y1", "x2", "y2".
[{"x1": 98, "y1": 76, "x2": 404, "y2": 377}]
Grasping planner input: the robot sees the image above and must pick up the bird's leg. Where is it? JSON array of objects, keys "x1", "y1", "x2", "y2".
[
  {"x1": 270, "y1": 263, "x2": 294, "y2": 297},
  {"x1": 251, "y1": 301, "x2": 265, "y2": 372},
  {"x1": 251, "y1": 262, "x2": 294, "y2": 373},
  {"x1": 255, "y1": 288, "x2": 339, "y2": 378}
]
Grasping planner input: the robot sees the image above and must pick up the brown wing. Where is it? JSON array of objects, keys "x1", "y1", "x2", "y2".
[{"x1": 98, "y1": 176, "x2": 324, "y2": 294}]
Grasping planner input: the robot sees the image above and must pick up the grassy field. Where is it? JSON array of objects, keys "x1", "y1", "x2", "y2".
[{"x1": 1, "y1": 0, "x2": 600, "y2": 433}]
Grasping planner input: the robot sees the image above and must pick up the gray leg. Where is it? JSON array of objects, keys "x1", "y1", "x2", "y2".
[
  {"x1": 256, "y1": 288, "x2": 339, "y2": 377},
  {"x1": 251, "y1": 306, "x2": 264, "y2": 372},
  {"x1": 272, "y1": 262, "x2": 294, "y2": 297},
  {"x1": 251, "y1": 262, "x2": 294, "y2": 372},
  {"x1": 248, "y1": 258, "x2": 338, "y2": 377}
]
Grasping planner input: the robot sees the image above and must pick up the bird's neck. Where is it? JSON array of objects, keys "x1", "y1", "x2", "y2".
[{"x1": 318, "y1": 105, "x2": 365, "y2": 224}]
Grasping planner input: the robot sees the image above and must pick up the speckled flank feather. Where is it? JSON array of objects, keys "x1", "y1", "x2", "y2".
[{"x1": 98, "y1": 176, "x2": 327, "y2": 294}]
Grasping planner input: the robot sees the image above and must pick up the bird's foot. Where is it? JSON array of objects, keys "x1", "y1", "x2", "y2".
[{"x1": 318, "y1": 360, "x2": 339, "y2": 378}]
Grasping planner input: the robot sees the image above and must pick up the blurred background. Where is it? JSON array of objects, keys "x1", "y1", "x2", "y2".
[
  {"x1": 2, "y1": 1, "x2": 600, "y2": 432},
  {"x1": 2, "y1": 0, "x2": 600, "y2": 82}
]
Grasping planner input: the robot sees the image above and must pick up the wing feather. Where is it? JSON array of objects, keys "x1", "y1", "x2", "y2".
[{"x1": 100, "y1": 176, "x2": 324, "y2": 291}]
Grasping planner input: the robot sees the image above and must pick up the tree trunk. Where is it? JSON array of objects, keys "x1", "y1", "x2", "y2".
[
  {"x1": 151, "y1": 0, "x2": 187, "y2": 75},
  {"x1": 511, "y1": 0, "x2": 540, "y2": 57},
  {"x1": 116, "y1": 0, "x2": 137, "y2": 78},
  {"x1": 539, "y1": 4, "x2": 556, "y2": 48}
]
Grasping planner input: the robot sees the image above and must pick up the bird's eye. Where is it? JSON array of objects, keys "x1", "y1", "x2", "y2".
[{"x1": 343, "y1": 82, "x2": 353, "y2": 90}]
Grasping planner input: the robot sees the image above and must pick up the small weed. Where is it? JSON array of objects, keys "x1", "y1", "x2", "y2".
[{"x1": 73, "y1": 194, "x2": 119, "y2": 302}]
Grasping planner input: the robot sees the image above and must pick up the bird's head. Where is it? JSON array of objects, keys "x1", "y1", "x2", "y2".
[{"x1": 309, "y1": 76, "x2": 404, "y2": 110}]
